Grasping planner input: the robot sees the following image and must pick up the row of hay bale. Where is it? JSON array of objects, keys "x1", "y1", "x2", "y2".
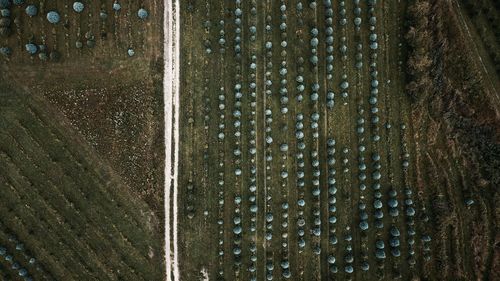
[{"x1": 245, "y1": 1, "x2": 260, "y2": 280}]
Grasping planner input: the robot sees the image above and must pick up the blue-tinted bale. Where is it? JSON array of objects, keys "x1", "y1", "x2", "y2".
[
  {"x1": 361, "y1": 261, "x2": 369, "y2": 271},
  {"x1": 73, "y1": 2, "x2": 84, "y2": 13},
  {"x1": 376, "y1": 249, "x2": 386, "y2": 259},
  {"x1": 392, "y1": 248, "x2": 401, "y2": 257},
  {"x1": 388, "y1": 198, "x2": 398, "y2": 208},
  {"x1": 0, "y1": 46, "x2": 11, "y2": 56},
  {"x1": 46, "y1": 11, "x2": 60, "y2": 24},
  {"x1": 113, "y1": 2, "x2": 121, "y2": 11},
  {"x1": 0, "y1": 0, "x2": 10, "y2": 9},
  {"x1": 25, "y1": 5, "x2": 37, "y2": 16},
  {"x1": 359, "y1": 221, "x2": 369, "y2": 231},
  {"x1": 406, "y1": 207, "x2": 416, "y2": 216},
  {"x1": 25, "y1": 43, "x2": 37, "y2": 54},
  {"x1": 328, "y1": 255, "x2": 336, "y2": 264},
  {"x1": 0, "y1": 8, "x2": 9, "y2": 17},
  {"x1": 233, "y1": 226, "x2": 242, "y2": 235},
  {"x1": 137, "y1": 8, "x2": 148, "y2": 19},
  {"x1": 390, "y1": 237, "x2": 400, "y2": 248},
  {"x1": 390, "y1": 227, "x2": 400, "y2": 237}
]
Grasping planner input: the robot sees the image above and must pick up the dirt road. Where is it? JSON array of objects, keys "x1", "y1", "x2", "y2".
[{"x1": 164, "y1": 0, "x2": 180, "y2": 280}]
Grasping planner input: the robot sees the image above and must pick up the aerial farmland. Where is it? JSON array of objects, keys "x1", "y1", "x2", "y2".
[
  {"x1": 1, "y1": 0, "x2": 499, "y2": 281},
  {"x1": 0, "y1": 0, "x2": 165, "y2": 280},
  {"x1": 176, "y1": 0, "x2": 499, "y2": 280}
]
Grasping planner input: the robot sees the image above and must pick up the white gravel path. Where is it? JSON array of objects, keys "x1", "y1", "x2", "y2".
[{"x1": 164, "y1": 0, "x2": 180, "y2": 280}]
